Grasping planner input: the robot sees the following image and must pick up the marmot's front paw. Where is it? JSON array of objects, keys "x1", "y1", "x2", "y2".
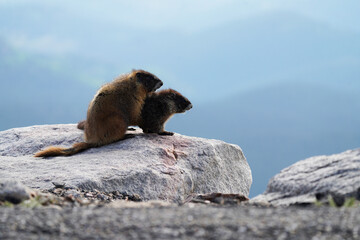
[{"x1": 158, "y1": 131, "x2": 174, "y2": 136}]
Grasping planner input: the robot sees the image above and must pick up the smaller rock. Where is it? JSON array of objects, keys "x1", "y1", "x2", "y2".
[
  {"x1": 97, "y1": 194, "x2": 109, "y2": 201},
  {"x1": 0, "y1": 180, "x2": 35, "y2": 204},
  {"x1": 252, "y1": 148, "x2": 360, "y2": 206},
  {"x1": 53, "y1": 188, "x2": 64, "y2": 195},
  {"x1": 52, "y1": 182, "x2": 66, "y2": 189},
  {"x1": 85, "y1": 192, "x2": 94, "y2": 198},
  {"x1": 128, "y1": 194, "x2": 142, "y2": 202},
  {"x1": 185, "y1": 193, "x2": 249, "y2": 205}
]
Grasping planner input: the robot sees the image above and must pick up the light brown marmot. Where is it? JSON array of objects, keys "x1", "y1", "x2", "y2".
[{"x1": 35, "y1": 69, "x2": 163, "y2": 157}]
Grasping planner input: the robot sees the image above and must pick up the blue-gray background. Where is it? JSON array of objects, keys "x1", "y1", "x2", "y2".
[{"x1": 1, "y1": 1, "x2": 359, "y2": 197}]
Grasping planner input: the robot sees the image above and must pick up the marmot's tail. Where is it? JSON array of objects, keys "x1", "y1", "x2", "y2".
[{"x1": 34, "y1": 142, "x2": 94, "y2": 158}]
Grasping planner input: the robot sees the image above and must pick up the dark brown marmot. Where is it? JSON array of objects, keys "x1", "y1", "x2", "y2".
[
  {"x1": 138, "y1": 88, "x2": 192, "y2": 135},
  {"x1": 34, "y1": 69, "x2": 163, "y2": 157}
]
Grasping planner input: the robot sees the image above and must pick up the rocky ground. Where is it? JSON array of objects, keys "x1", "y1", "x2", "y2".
[
  {"x1": 1, "y1": 125, "x2": 359, "y2": 239},
  {"x1": 1, "y1": 203, "x2": 359, "y2": 240},
  {"x1": 1, "y1": 185, "x2": 359, "y2": 240}
]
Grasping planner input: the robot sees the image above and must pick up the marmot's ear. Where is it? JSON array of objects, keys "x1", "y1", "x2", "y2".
[{"x1": 135, "y1": 72, "x2": 143, "y2": 82}]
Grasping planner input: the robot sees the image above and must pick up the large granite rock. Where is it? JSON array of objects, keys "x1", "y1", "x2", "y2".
[
  {"x1": 0, "y1": 124, "x2": 252, "y2": 202},
  {"x1": 252, "y1": 148, "x2": 360, "y2": 206}
]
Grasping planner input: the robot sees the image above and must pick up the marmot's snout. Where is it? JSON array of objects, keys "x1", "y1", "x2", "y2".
[
  {"x1": 154, "y1": 81, "x2": 163, "y2": 91},
  {"x1": 185, "y1": 103, "x2": 193, "y2": 111}
]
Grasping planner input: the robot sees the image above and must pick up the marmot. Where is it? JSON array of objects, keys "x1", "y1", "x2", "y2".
[
  {"x1": 34, "y1": 69, "x2": 163, "y2": 157},
  {"x1": 138, "y1": 88, "x2": 192, "y2": 135},
  {"x1": 78, "y1": 89, "x2": 192, "y2": 136}
]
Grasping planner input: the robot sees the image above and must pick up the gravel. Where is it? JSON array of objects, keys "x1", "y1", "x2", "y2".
[{"x1": 0, "y1": 204, "x2": 359, "y2": 240}]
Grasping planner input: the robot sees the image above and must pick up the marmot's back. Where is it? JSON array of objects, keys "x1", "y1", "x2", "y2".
[{"x1": 85, "y1": 70, "x2": 163, "y2": 145}]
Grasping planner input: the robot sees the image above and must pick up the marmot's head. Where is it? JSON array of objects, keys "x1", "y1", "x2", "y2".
[
  {"x1": 164, "y1": 89, "x2": 192, "y2": 113},
  {"x1": 133, "y1": 69, "x2": 163, "y2": 92}
]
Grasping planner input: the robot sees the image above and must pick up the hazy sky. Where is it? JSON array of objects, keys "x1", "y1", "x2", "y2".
[
  {"x1": 1, "y1": 0, "x2": 359, "y2": 102},
  {"x1": 1, "y1": 0, "x2": 359, "y2": 55}
]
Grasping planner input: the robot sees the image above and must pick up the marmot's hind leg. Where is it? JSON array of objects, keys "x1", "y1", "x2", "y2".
[
  {"x1": 77, "y1": 120, "x2": 86, "y2": 130},
  {"x1": 85, "y1": 113, "x2": 128, "y2": 145}
]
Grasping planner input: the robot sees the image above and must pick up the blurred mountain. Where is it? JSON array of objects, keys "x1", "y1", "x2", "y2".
[
  {"x1": 0, "y1": 39, "x2": 96, "y2": 130},
  {"x1": 0, "y1": 5, "x2": 359, "y2": 197},
  {"x1": 1, "y1": 9, "x2": 359, "y2": 101},
  {"x1": 167, "y1": 82, "x2": 360, "y2": 196}
]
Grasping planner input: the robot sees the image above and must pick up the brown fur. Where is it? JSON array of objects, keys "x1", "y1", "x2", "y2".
[
  {"x1": 77, "y1": 120, "x2": 85, "y2": 130},
  {"x1": 77, "y1": 89, "x2": 192, "y2": 136},
  {"x1": 34, "y1": 142, "x2": 94, "y2": 157},
  {"x1": 35, "y1": 70, "x2": 163, "y2": 158}
]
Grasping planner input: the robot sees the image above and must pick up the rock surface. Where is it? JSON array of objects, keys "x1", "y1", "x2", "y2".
[
  {"x1": 1, "y1": 204, "x2": 359, "y2": 240},
  {"x1": 252, "y1": 148, "x2": 360, "y2": 206},
  {"x1": 0, "y1": 124, "x2": 252, "y2": 202}
]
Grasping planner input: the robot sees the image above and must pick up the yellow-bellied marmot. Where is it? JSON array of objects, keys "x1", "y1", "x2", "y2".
[
  {"x1": 34, "y1": 69, "x2": 163, "y2": 157},
  {"x1": 139, "y1": 89, "x2": 192, "y2": 135}
]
